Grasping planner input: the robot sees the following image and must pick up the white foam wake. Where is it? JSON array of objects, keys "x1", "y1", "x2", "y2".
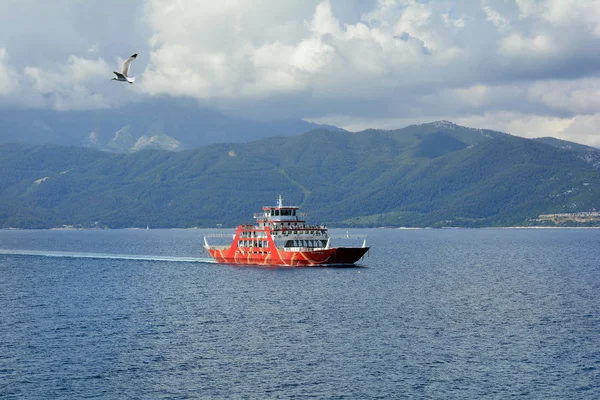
[{"x1": 0, "y1": 249, "x2": 215, "y2": 263}]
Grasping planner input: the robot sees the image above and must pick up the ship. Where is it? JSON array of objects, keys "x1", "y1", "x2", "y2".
[{"x1": 204, "y1": 195, "x2": 369, "y2": 266}]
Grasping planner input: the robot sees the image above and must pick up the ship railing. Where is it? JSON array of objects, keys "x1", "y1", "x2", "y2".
[
  {"x1": 204, "y1": 233, "x2": 235, "y2": 250},
  {"x1": 283, "y1": 247, "x2": 314, "y2": 252},
  {"x1": 266, "y1": 216, "x2": 303, "y2": 222},
  {"x1": 208, "y1": 245, "x2": 229, "y2": 249},
  {"x1": 205, "y1": 233, "x2": 236, "y2": 238},
  {"x1": 270, "y1": 225, "x2": 327, "y2": 230}
]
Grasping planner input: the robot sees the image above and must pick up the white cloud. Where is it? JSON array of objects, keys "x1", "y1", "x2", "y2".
[
  {"x1": 0, "y1": 48, "x2": 19, "y2": 95},
  {"x1": 2, "y1": 1, "x2": 600, "y2": 147},
  {"x1": 481, "y1": 0, "x2": 512, "y2": 33},
  {"x1": 456, "y1": 112, "x2": 600, "y2": 148},
  {"x1": 516, "y1": 0, "x2": 600, "y2": 33},
  {"x1": 140, "y1": 0, "x2": 466, "y2": 103},
  {"x1": 527, "y1": 78, "x2": 600, "y2": 114},
  {"x1": 23, "y1": 56, "x2": 112, "y2": 110},
  {"x1": 561, "y1": 114, "x2": 600, "y2": 148},
  {"x1": 499, "y1": 32, "x2": 556, "y2": 57},
  {"x1": 453, "y1": 112, "x2": 572, "y2": 140}
]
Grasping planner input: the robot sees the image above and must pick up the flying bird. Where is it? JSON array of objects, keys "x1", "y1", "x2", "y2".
[{"x1": 111, "y1": 53, "x2": 138, "y2": 84}]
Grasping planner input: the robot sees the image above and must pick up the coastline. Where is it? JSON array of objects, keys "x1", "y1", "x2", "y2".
[{"x1": 2, "y1": 226, "x2": 600, "y2": 231}]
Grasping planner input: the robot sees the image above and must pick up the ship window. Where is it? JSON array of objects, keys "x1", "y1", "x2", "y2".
[{"x1": 292, "y1": 210, "x2": 296, "y2": 216}]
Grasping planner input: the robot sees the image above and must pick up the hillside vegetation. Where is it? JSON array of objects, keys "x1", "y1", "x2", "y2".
[{"x1": 1, "y1": 121, "x2": 599, "y2": 228}]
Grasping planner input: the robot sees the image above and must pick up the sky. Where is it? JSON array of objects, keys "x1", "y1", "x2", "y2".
[{"x1": 2, "y1": 0, "x2": 600, "y2": 147}]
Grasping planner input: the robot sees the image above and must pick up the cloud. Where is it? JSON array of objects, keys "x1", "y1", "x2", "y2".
[
  {"x1": 2, "y1": 1, "x2": 600, "y2": 146},
  {"x1": 499, "y1": 32, "x2": 555, "y2": 57},
  {"x1": 138, "y1": 0, "x2": 473, "y2": 124},
  {"x1": 456, "y1": 112, "x2": 600, "y2": 149},
  {"x1": 527, "y1": 78, "x2": 600, "y2": 114},
  {"x1": 0, "y1": 48, "x2": 19, "y2": 95},
  {"x1": 516, "y1": 0, "x2": 600, "y2": 35},
  {"x1": 23, "y1": 55, "x2": 112, "y2": 110},
  {"x1": 0, "y1": 0, "x2": 146, "y2": 110},
  {"x1": 481, "y1": 0, "x2": 512, "y2": 33},
  {"x1": 0, "y1": 48, "x2": 124, "y2": 111},
  {"x1": 141, "y1": 0, "x2": 342, "y2": 99}
]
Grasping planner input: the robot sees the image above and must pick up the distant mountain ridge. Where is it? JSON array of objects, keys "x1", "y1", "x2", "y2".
[
  {"x1": 0, "y1": 99, "x2": 339, "y2": 153},
  {"x1": 1, "y1": 121, "x2": 599, "y2": 228}
]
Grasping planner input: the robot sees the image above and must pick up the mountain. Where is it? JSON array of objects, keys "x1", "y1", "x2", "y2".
[
  {"x1": 0, "y1": 99, "x2": 333, "y2": 153},
  {"x1": 1, "y1": 121, "x2": 599, "y2": 228}
]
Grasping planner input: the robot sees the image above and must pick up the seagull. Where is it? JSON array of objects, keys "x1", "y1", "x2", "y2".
[{"x1": 111, "y1": 53, "x2": 138, "y2": 84}]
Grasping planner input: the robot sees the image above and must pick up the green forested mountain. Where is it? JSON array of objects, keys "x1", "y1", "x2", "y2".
[{"x1": 1, "y1": 121, "x2": 599, "y2": 228}]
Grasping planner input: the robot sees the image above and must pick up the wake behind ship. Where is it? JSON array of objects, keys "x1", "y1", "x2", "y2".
[{"x1": 204, "y1": 196, "x2": 369, "y2": 266}]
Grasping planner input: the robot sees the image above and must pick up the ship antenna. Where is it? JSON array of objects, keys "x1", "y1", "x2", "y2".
[{"x1": 277, "y1": 194, "x2": 283, "y2": 208}]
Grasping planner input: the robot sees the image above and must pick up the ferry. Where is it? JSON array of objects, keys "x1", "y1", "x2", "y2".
[{"x1": 204, "y1": 196, "x2": 369, "y2": 266}]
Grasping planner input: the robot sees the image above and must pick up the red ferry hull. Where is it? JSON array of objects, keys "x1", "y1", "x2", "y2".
[
  {"x1": 205, "y1": 197, "x2": 369, "y2": 267},
  {"x1": 207, "y1": 246, "x2": 368, "y2": 266}
]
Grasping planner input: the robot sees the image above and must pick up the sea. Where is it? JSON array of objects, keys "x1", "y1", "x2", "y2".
[{"x1": 0, "y1": 228, "x2": 599, "y2": 399}]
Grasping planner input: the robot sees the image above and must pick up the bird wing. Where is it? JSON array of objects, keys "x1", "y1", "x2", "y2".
[{"x1": 121, "y1": 53, "x2": 138, "y2": 76}]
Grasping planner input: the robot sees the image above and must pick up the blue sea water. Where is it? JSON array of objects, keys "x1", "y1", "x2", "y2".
[{"x1": 0, "y1": 228, "x2": 599, "y2": 399}]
